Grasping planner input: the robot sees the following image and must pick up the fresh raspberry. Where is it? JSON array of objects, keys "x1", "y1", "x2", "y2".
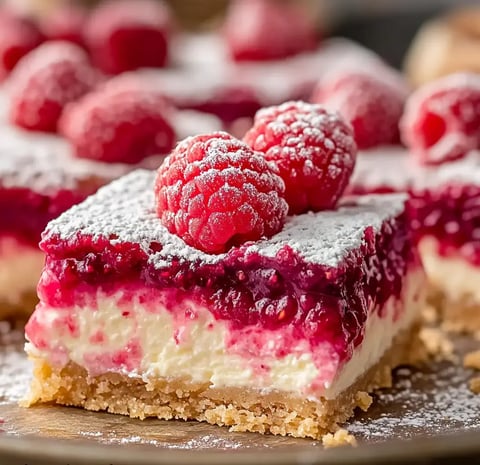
[
  {"x1": 155, "y1": 132, "x2": 288, "y2": 254},
  {"x1": 84, "y1": 0, "x2": 171, "y2": 74},
  {"x1": 244, "y1": 101, "x2": 357, "y2": 214},
  {"x1": 311, "y1": 70, "x2": 408, "y2": 149},
  {"x1": 0, "y1": 13, "x2": 44, "y2": 81},
  {"x1": 59, "y1": 76, "x2": 176, "y2": 164},
  {"x1": 400, "y1": 73, "x2": 480, "y2": 165},
  {"x1": 9, "y1": 41, "x2": 100, "y2": 132},
  {"x1": 39, "y1": 4, "x2": 87, "y2": 47},
  {"x1": 224, "y1": 0, "x2": 317, "y2": 62}
]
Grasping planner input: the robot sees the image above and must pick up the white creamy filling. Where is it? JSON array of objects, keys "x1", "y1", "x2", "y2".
[
  {"x1": 0, "y1": 236, "x2": 44, "y2": 304},
  {"x1": 419, "y1": 236, "x2": 480, "y2": 302},
  {"x1": 26, "y1": 269, "x2": 423, "y2": 399}
]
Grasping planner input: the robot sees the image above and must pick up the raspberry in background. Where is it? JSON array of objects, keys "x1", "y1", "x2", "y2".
[
  {"x1": 0, "y1": 12, "x2": 44, "y2": 81},
  {"x1": 84, "y1": 0, "x2": 171, "y2": 74},
  {"x1": 39, "y1": 4, "x2": 87, "y2": 48},
  {"x1": 312, "y1": 69, "x2": 408, "y2": 150},
  {"x1": 155, "y1": 132, "x2": 288, "y2": 254},
  {"x1": 59, "y1": 75, "x2": 176, "y2": 164},
  {"x1": 400, "y1": 73, "x2": 480, "y2": 165},
  {"x1": 9, "y1": 41, "x2": 100, "y2": 132},
  {"x1": 244, "y1": 101, "x2": 357, "y2": 215},
  {"x1": 224, "y1": 0, "x2": 317, "y2": 62}
]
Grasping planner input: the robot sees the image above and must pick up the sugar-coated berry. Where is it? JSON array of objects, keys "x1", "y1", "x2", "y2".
[
  {"x1": 312, "y1": 70, "x2": 408, "y2": 149},
  {"x1": 60, "y1": 75, "x2": 176, "y2": 164},
  {"x1": 0, "y1": 12, "x2": 44, "y2": 81},
  {"x1": 155, "y1": 132, "x2": 288, "y2": 254},
  {"x1": 224, "y1": 0, "x2": 317, "y2": 62},
  {"x1": 84, "y1": 0, "x2": 171, "y2": 74},
  {"x1": 244, "y1": 101, "x2": 357, "y2": 214},
  {"x1": 39, "y1": 4, "x2": 87, "y2": 48},
  {"x1": 9, "y1": 41, "x2": 99, "y2": 132},
  {"x1": 401, "y1": 73, "x2": 480, "y2": 165}
]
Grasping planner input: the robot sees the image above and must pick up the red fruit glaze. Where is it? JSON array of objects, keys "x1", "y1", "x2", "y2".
[
  {"x1": 59, "y1": 77, "x2": 175, "y2": 164},
  {"x1": 84, "y1": 0, "x2": 171, "y2": 74},
  {"x1": 224, "y1": 0, "x2": 317, "y2": 62},
  {"x1": 36, "y1": 201, "x2": 414, "y2": 365},
  {"x1": 244, "y1": 101, "x2": 357, "y2": 214},
  {"x1": 0, "y1": 13, "x2": 44, "y2": 80},
  {"x1": 400, "y1": 73, "x2": 480, "y2": 165},
  {"x1": 155, "y1": 132, "x2": 288, "y2": 253},
  {"x1": 312, "y1": 70, "x2": 408, "y2": 149},
  {"x1": 9, "y1": 41, "x2": 99, "y2": 132},
  {"x1": 39, "y1": 4, "x2": 87, "y2": 47}
]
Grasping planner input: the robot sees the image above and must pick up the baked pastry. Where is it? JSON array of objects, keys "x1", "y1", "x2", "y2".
[
  {"x1": 405, "y1": 7, "x2": 480, "y2": 87},
  {"x1": 350, "y1": 148, "x2": 480, "y2": 331},
  {"x1": 24, "y1": 164, "x2": 425, "y2": 438}
]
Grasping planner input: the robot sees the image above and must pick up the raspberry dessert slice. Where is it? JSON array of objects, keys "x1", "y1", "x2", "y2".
[
  {"x1": 0, "y1": 109, "x2": 221, "y2": 319},
  {"x1": 349, "y1": 147, "x2": 480, "y2": 331},
  {"x1": 25, "y1": 169, "x2": 425, "y2": 439}
]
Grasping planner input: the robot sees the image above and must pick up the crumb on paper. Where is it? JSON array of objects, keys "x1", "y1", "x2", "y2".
[
  {"x1": 464, "y1": 350, "x2": 480, "y2": 370},
  {"x1": 355, "y1": 391, "x2": 373, "y2": 412},
  {"x1": 469, "y1": 377, "x2": 480, "y2": 394},
  {"x1": 422, "y1": 305, "x2": 438, "y2": 325},
  {"x1": 322, "y1": 429, "x2": 357, "y2": 449},
  {"x1": 419, "y1": 327, "x2": 455, "y2": 361}
]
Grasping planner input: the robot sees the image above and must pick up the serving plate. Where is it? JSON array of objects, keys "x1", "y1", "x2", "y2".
[{"x1": 0, "y1": 321, "x2": 480, "y2": 465}]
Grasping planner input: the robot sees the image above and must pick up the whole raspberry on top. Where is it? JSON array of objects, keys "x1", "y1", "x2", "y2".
[
  {"x1": 39, "y1": 4, "x2": 87, "y2": 48},
  {"x1": 0, "y1": 12, "x2": 44, "y2": 81},
  {"x1": 311, "y1": 70, "x2": 408, "y2": 149},
  {"x1": 84, "y1": 0, "x2": 171, "y2": 74},
  {"x1": 400, "y1": 73, "x2": 480, "y2": 165},
  {"x1": 9, "y1": 41, "x2": 100, "y2": 132},
  {"x1": 59, "y1": 76, "x2": 176, "y2": 164},
  {"x1": 155, "y1": 132, "x2": 288, "y2": 254},
  {"x1": 244, "y1": 101, "x2": 357, "y2": 215},
  {"x1": 224, "y1": 0, "x2": 317, "y2": 62}
]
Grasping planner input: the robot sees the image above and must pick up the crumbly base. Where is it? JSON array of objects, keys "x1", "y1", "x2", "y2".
[
  {"x1": 25, "y1": 325, "x2": 421, "y2": 440},
  {"x1": 0, "y1": 291, "x2": 38, "y2": 321}
]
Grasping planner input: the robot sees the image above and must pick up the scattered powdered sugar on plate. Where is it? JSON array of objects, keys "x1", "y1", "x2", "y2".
[
  {"x1": 348, "y1": 336, "x2": 480, "y2": 442},
  {"x1": 43, "y1": 169, "x2": 407, "y2": 268}
]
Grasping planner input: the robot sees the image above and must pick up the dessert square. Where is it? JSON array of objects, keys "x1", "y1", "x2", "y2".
[
  {"x1": 25, "y1": 169, "x2": 425, "y2": 439},
  {"x1": 350, "y1": 147, "x2": 480, "y2": 331},
  {"x1": 0, "y1": 110, "x2": 221, "y2": 319}
]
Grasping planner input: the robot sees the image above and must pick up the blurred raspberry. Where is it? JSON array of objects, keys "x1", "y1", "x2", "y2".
[
  {"x1": 224, "y1": 0, "x2": 317, "y2": 62},
  {"x1": 155, "y1": 132, "x2": 288, "y2": 253},
  {"x1": 312, "y1": 70, "x2": 408, "y2": 149},
  {"x1": 9, "y1": 41, "x2": 99, "y2": 132},
  {"x1": 39, "y1": 4, "x2": 87, "y2": 47},
  {"x1": 60, "y1": 76, "x2": 176, "y2": 164},
  {"x1": 84, "y1": 0, "x2": 171, "y2": 74},
  {"x1": 401, "y1": 73, "x2": 480, "y2": 165},
  {"x1": 0, "y1": 12, "x2": 44, "y2": 81}
]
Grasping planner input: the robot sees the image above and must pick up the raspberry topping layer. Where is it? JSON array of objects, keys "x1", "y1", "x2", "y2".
[
  {"x1": 155, "y1": 132, "x2": 287, "y2": 253},
  {"x1": 401, "y1": 73, "x2": 480, "y2": 165},
  {"x1": 244, "y1": 101, "x2": 357, "y2": 214},
  {"x1": 39, "y1": 170, "x2": 414, "y2": 361},
  {"x1": 350, "y1": 147, "x2": 480, "y2": 265}
]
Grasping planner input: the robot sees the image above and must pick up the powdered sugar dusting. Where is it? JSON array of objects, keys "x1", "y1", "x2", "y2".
[
  {"x1": 43, "y1": 169, "x2": 406, "y2": 268},
  {"x1": 351, "y1": 146, "x2": 480, "y2": 192}
]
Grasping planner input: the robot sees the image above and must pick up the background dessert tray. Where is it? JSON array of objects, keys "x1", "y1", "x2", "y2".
[{"x1": 0, "y1": 322, "x2": 479, "y2": 465}]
